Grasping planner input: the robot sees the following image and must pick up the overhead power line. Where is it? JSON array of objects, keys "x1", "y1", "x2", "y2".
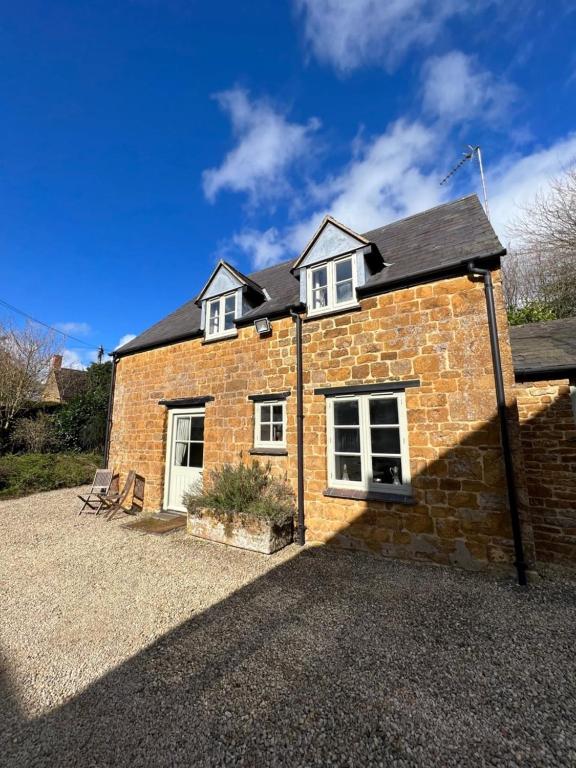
[{"x1": 0, "y1": 296, "x2": 108, "y2": 356}]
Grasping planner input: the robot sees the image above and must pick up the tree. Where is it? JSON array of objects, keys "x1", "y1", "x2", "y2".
[
  {"x1": 0, "y1": 322, "x2": 59, "y2": 435},
  {"x1": 503, "y1": 166, "x2": 576, "y2": 323},
  {"x1": 52, "y1": 361, "x2": 112, "y2": 453}
]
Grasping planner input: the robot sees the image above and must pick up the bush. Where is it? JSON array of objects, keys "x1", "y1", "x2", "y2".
[
  {"x1": 184, "y1": 460, "x2": 294, "y2": 526},
  {"x1": 507, "y1": 300, "x2": 558, "y2": 326},
  {"x1": 0, "y1": 453, "x2": 102, "y2": 499},
  {"x1": 52, "y1": 361, "x2": 112, "y2": 453},
  {"x1": 11, "y1": 414, "x2": 55, "y2": 453}
]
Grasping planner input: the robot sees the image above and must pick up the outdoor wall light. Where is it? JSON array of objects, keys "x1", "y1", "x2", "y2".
[{"x1": 254, "y1": 317, "x2": 271, "y2": 336}]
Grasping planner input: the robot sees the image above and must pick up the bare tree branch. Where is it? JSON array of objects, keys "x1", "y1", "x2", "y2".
[
  {"x1": 0, "y1": 321, "x2": 61, "y2": 432},
  {"x1": 503, "y1": 166, "x2": 576, "y2": 321}
]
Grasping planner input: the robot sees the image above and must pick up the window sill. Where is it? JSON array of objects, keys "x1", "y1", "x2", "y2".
[
  {"x1": 304, "y1": 303, "x2": 361, "y2": 322},
  {"x1": 202, "y1": 331, "x2": 238, "y2": 345},
  {"x1": 249, "y1": 447, "x2": 288, "y2": 456},
  {"x1": 323, "y1": 487, "x2": 416, "y2": 504}
]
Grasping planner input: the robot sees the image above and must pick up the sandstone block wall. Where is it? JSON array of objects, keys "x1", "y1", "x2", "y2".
[
  {"x1": 515, "y1": 379, "x2": 576, "y2": 565},
  {"x1": 109, "y1": 269, "x2": 534, "y2": 571}
]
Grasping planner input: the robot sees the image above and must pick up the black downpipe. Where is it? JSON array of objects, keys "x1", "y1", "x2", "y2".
[
  {"x1": 468, "y1": 263, "x2": 528, "y2": 586},
  {"x1": 104, "y1": 356, "x2": 117, "y2": 468},
  {"x1": 290, "y1": 310, "x2": 305, "y2": 545}
]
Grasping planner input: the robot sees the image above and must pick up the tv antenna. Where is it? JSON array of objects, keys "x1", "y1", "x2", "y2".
[{"x1": 440, "y1": 145, "x2": 490, "y2": 220}]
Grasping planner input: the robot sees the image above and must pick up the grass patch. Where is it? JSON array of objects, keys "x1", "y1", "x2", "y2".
[{"x1": 0, "y1": 453, "x2": 103, "y2": 500}]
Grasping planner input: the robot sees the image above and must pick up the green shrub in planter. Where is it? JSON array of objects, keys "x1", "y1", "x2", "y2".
[{"x1": 183, "y1": 460, "x2": 294, "y2": 527}]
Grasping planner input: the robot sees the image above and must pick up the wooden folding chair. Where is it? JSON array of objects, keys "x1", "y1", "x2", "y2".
[
  {"x1": 99, "y1": 470, "x2": 136, "y2": 521},
  {"x1": 77, "y1": 470, "x2": 114, "y2": 515},
  {"x1": 106, "y1": 473, "x2": 144, "y2": 521},
  {"x1": 130, "y1": 474, "x2": 145, "y2": 516}
]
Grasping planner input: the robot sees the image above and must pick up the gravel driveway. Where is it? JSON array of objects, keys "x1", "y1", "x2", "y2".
[{"x1": 1, "y1": 486, "x2": 575, "y2": 767}]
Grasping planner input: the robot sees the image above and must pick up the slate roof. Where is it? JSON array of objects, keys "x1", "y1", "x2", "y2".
[
  {"x1": 510, "y1": 317, "x2": 576, "y2": 378},
  {"x1": 117, "y1": 195, "x2": 503, "y2": 357},
  {"x1": 51, "y1": 368, "x2": 88, "y2": 402}
]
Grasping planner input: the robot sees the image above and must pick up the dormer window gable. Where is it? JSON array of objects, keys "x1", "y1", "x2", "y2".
[
  {"x1": 196, "y1": 261, "x2": 265, "y2": 341},
  {"x1": 292, "y1": 216, "x2": 382, "y2": 317}
]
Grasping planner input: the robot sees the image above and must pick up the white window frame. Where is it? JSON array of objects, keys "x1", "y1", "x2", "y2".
[
  {"x1": 205, "y1": 292, "x2": 237, "y2": 340},
  {"x1": 254, "y1": 400, "x2": 286, "y2": 449},
  {"x1": 306, "y1": 255, "x2": 357, "y2": 316},
  {"x1": 326, "y1": 392, "x2": 411, "y2": 494}
]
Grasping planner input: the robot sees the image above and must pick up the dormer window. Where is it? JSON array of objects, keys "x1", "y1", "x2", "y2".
[
  {"x1": 206, "y1": 293, "x2": 237, "y2": 339},
  {"x1": 196, "y1": 260, "x2": 267, "y2": 342},
  {"x1": 308, "y1": 255, "x2": 356, "y2": 315},
  {"x1": 292, "y1": 216, "x2": 383, "y2": 319}
]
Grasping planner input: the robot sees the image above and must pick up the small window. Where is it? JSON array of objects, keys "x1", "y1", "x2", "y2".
[
  {"x1": 307, "y1": 255, "x2": 356, "y2": 315},
  {"x1": 327, "y1": 392, "x2": 410, "y2": 492},
  {"x1": 173, "y1": 414, "x2": 205, "y2": 469},
  {"x1": 255, "y1": 401, "x2": 286, "y2": 448},
  {"x1": 205, "y1": 292, "x2": 237, "y2": 339}
]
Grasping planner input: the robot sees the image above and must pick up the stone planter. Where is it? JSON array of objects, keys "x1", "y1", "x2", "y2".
[{"x1": 187, "y1": 510, "x2": 293, "y2": 554}]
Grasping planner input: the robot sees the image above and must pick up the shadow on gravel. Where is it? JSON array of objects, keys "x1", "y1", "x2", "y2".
[
  {"x1": 1, "y1": 545, "x2": 575, "y2": 768},
  {"x1": 2, "y1": 402, "x2": 576, "y2": 767}
]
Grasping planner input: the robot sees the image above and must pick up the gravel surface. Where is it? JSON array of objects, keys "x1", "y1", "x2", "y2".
[{"x1": 1, "y1": 486, "x2": 575, "y2": 767}]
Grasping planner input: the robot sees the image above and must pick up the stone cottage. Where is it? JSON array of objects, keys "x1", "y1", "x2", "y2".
[
  {"x1": 108, "y1": 195, "x2": 537, "y2": 578},
  {"x1": 42, "y1": 355, "x2": 88, "y2": 404}
]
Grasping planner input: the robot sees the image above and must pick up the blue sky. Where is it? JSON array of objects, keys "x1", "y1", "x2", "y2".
[{"x1": 2, "y1": 0, "x2": 575, "y2": 366}]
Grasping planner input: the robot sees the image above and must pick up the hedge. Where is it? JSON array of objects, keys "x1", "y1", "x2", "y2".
[{"x1": 0, "y1": 453, "x2": 102, "y2": 500}]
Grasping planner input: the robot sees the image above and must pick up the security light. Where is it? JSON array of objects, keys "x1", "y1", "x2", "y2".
[{"x1": 254, "y1": 317, "x2": 271, "y2": 336}]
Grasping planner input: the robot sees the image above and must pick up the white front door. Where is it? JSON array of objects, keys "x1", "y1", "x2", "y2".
[{"x1": 165, "y1": 409, "x2": 205, "y2": 512}]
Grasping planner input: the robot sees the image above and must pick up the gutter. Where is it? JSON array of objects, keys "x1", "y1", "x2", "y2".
[
  {"x1": 104, "y1": 355, "x2": 118, "y2": 468},
  {"x1": 467, "y1": 262, "x2": 528, "y2": 586},
  {"x1": 514, "y1": 364, "x2": 576, "y2": 383},
  {"x1": 290, "y1": 308, "x2": 305, "y2": 545}
]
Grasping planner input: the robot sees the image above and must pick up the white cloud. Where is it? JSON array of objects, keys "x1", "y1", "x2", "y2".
[
  {"x1": 54, "y1": 321, "x2": 91, "y2": 336},
  {"x1": 422, "y1": 51, "x2": 517, "y2": 123},
  {"x1": 489, "y1": 133, "x2": 576, "y2": 241},
  {"x1": 227, "y1": 123, "x2": 576, "y2": 273},
  {"x1": 115, "y1": 333, "x2": 137, "y2": 350},
  {"x1": 62, "y1": 349, "x2": 86, "y2": 370},
  {"x1": 294, "y1": 0, "x2": 486, "y2": 73},
  {"x1": 231, "y1": 119, "x2": 447, "y2": 268},
  {"x1": 310, "y1": 119, "x2": 442, "y2": 233},
  {"x1": 232, "y1": 228, "x2": 289, "y2": 270},
  {"x1": 202, "y1": 88, "x2": 320, "y2": 203}
]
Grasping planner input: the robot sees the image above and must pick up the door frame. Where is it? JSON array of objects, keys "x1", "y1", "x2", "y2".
[{"x1": 163, "y1": 406, "x2": 205, "y2": 512}]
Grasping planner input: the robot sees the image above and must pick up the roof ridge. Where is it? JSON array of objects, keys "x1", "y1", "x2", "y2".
[
  {"x1": 362, "y1": 195, "x2": 480, "y2": 237},
  {"x1": 246, "y1": 197, "x2": 482, "y2": 280},
  {"x1": 510, "y1": 316, "x2": 576, "y2": 333}
]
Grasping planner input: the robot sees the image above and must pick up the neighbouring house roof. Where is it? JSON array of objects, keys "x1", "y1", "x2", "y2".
[
  {"x1": 510, "y1": 317, "x2": 576, "y2": 380},
  {"x1": 116, "y1": 195, "x2": 503, "y2": 357},
  {"x1": 42, "y1": 367, "x2": 88, "y2": 403}
]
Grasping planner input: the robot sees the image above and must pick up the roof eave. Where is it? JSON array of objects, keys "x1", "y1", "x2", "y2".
[
  {"x1": 514, "y1": 364, "x2": 576, "y2": 382},
  {"x1": 357, "y1": 249, "x2": 505, "y2": 298},
  {"x1": 113, "y1": 329, "x2": 204, "y2": 359}
]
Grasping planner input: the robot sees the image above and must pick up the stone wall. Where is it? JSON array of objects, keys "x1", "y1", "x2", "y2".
[
  {"x1": 515, "y1": 379, "x2": 576, "y2": 565},
  {"x1": 110, "y1": 317, "x2": 299, "y2": 515},
  {"x1": 109, "y1": 269, "x2": 534, "y2": 571}
]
